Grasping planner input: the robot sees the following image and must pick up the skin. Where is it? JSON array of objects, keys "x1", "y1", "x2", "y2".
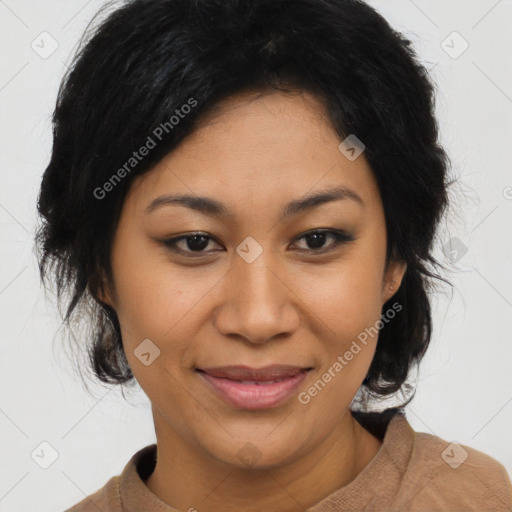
[{"x1": 101, "y1": 89, "x2": 407, "y2": 511}]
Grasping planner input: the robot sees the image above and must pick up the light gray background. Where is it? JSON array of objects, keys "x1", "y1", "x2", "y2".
[{"x1": 1, "y1": 1, "x2": 511, "y2": 511}]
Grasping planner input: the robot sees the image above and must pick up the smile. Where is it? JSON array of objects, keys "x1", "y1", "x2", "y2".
[{"x1": 196, "y1": 365, "x2": 313, "y2": 410}]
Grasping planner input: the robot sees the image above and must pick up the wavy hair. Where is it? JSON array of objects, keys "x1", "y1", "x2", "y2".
[{"x1": 35, "y1": 0, "x2": 455, "y2": 409}]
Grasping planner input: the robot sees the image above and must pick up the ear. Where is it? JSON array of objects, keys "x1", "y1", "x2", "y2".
[
  {"x1": 381, "y1": 259, "x2": 407, "y2": 304},
  {"x1": 88, "y1": 270, "x2": 115, "y2": 308},
  {"x1": 96, "y1": 285, "x2": 114, "y2": 307}
]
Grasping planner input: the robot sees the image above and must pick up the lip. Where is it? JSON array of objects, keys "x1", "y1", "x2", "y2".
[
  {"x1": 196, "y1": 365, "x2": 313, "y2": 410},
  {"x1": 198, "y1": 364, "x2": 311, "y2": 381}
]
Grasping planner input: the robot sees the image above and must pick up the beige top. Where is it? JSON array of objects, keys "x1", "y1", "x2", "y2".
[{"x1": 65, "y1": 410, "x2": 512, "y2": 511}]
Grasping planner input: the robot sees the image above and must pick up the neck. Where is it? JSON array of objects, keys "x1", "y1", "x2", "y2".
[{"x1": 145, "y1": 408, "x2": 383, "y2": 512}]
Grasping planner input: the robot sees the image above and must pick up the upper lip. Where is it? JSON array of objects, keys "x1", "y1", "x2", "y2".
[{"x1": 197, "y1": 364, "x2": 312, "y2": 381}]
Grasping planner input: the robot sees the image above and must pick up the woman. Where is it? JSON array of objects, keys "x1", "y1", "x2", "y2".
[{"x1": 35, "y1": 0, "x2": 512, "y2": 510}]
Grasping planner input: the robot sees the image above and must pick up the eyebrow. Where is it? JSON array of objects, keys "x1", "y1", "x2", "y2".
[{"x1": 144, "y1": 185, "x2": 364, "y2": 219}]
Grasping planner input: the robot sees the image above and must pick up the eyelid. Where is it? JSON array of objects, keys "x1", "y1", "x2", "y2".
[
  {"x1": 161, "y1": 232, "x2": 222, "y2": 257},
  {"x1": 291, "y1": 229, "x2": 355, "y2": 253},
  {"x1": 159, "y1": 228, "x2": 355, "y2": 257}
]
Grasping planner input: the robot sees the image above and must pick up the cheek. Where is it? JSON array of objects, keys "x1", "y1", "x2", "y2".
[
  {"x1": 293, "y1": 266, "x2": 384, "y2": 412},
  {"x1": 110, "y1": 237, "x2": 225, "y2": 370},
  {"x1": 301, "y1": 255, "x2": 385, "y2": 337},
  {"x1": 113, "y1": 263, "x2": 200, "y2": 343}
]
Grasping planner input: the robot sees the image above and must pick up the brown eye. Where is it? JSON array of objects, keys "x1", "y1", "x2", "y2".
[
  {"x1": 163, "y1": 233, "x2": 222, "y2": 256},
  {"x1": 160, "y1": 228, "x2": 355, "y2": 259},
  {"x1": 292, "y1": 229, "x2": 355, "y2": 253}
]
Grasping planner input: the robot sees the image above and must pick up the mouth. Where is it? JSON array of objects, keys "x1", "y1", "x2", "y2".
[{"x1": 196, "y1": 365, "x2": 313, "y2": 410}]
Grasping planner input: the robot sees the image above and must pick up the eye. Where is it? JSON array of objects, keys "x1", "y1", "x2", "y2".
[
  {"x1": 160, "y1": 229, "x2": 355, "y2": 258},
  {"x1": 162, "y1": 233, "x2": 222, "y2": 256},
  {"x1": 291, "y1": 229, "x2": 356, "y2": 253}
]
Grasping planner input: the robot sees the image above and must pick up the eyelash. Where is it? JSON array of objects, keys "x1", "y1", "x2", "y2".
[{"x1": 161, "y1": 229, "x2": 355, "y2": 258}]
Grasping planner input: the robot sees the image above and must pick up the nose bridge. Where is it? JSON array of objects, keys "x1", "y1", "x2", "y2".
[
  {"x1": 235, "y1": 237, "x2": 284, "y2": 308},
  {"x1": 237, "y1": 245, "x2": 280, "y2": 300},
  {"x1": 215, "y1": 238, "x2": 296, "y2": 344}
]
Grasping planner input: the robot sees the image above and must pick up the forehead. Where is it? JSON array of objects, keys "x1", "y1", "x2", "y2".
[{"x1": 128, "y1": 90, "x2": 381, "y2": 219}]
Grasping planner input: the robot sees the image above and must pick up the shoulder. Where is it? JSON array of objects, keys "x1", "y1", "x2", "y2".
[
  {"x1": 400, "y1": 428, "x2": 512, "y2": 511},
  {"x1": 61, "y1": 444, "x2": 156, "y2": 512},
  {"x1": 63, "y1": 475, "x2": 122, "y2": 512}
]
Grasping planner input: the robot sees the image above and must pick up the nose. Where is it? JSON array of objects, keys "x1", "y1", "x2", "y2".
[{"x1": 213, "y1": 251, "x2": 299, "y2": 345}]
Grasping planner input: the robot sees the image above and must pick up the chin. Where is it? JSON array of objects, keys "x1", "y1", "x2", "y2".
[{"x1": 199, "y1": 431, "x2": 306, "y2": 471}]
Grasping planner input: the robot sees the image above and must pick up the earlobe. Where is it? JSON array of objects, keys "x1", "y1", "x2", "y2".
[
  {"x1": 97, "y1": 288, "x2": 112, "y2": 307},
  {"x1": 89, "y1": 278, "x2": 114, "y2": 308},
  {"x1": 383, "y1": 260, "x2": 407, "y2": 302}
]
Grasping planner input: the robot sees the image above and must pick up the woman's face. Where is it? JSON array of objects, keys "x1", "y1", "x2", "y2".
[{"x1": 105, "y1": 90, "x2": 406, "y2": 468}]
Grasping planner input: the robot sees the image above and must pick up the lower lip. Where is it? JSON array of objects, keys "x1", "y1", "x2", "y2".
[{"x1": 197, "y1": 370, "x2": 310, "y2": 410}]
